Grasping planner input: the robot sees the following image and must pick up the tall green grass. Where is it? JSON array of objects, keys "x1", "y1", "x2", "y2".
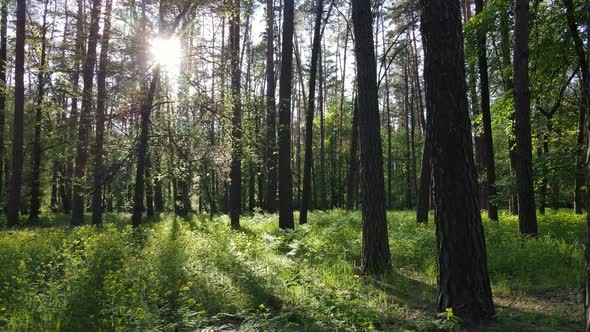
[{"x1": 0, "y1": 210, "x2": 584, "y2": 331}]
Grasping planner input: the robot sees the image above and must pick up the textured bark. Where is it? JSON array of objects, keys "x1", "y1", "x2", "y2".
[
  {"x1": 229, "y1": 0, "x2": 242, "y2": 228},
  {"x1": 91, "y1": 0, "x2": 112, "y2": 226},
  {"x1": 300, "y1": 0, "x2": 323, "y2": 224},
  {"x1": 474, "y1": 0, "x2": 498, "y2": 221},
  {"x1": 278, "y1": 0, "x2": 295, "y2": 229},
  {"x1": 7, "y1": 0, "x2": 26, "y2": 227},
  {"x1": 420, "y1": 0, "x2": 494, "y2": 324},
  {"x1": 29, "y1": 0, "x2": 49, "y2": 222},
  {"x1": 352, "y1": 0, "x2": 391, "y2": 274},
  {"x1": 264, "y1": 0, "x2": 278, "y2": 213},
  {"x1": 513, "y1": 0, "x2": 537, "y2": 235}
]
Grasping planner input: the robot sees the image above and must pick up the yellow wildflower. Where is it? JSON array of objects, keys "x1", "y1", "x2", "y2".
[
  {"x1": 258, "y1": 303, "x2": 265, "y2": 310},
  {"x1": 18, "y1": 260, "x2": 26, "y2": 270},
  {"x1": 445, "y1": 307, "x2": 453, "y2": 320}
]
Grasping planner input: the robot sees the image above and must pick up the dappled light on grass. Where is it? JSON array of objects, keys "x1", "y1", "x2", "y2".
[{"x1": 0, "y1": 210, "x2": 584, "y2": 331}]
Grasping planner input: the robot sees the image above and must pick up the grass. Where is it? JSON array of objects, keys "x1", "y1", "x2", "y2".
[{"x1": 0, "y1": 209, "x2": 584, "y2": 331}]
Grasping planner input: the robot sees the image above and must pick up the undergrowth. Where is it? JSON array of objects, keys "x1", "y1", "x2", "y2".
[{"x1": 0, "y1": 210, "x2": 584, "y2": 331}]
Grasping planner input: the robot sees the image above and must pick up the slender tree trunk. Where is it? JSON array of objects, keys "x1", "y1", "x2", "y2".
[
  {"x1": 0, "y1": 1, "x2": 7, "y2": 204},
  {"x1": 91, "y1": 0, "x2": 112, "y2": 225},
  {"x1": 229, "y1": 0, "x2": 242, "y2": 228},
  {"x1": 64, "y1": 0, "x2": 86, "y2": 215},
  {"x1": 154, "y1": 156, "x2": 164, "y2": 212},
  {"x1": 385, "y1": 72, "x2": 393, "y2": 210},
  {"x1": 499, "y1": 1, "x2": 518, "y2": 215},
  {"x1": 300, "y1": 0, "x2": 323, "y2": 224},
  {"x1": 29, "y1": 0, "x2": 50, "y2": 221},
  {"x1": 278, "y1": 0, "x2": 295, "y2": 229},
  {"x1": 352, "y1": 0, "x2": 391, "y2": 274},
  {"x1": 403, "y1": 63, "x2": 413, "y2": 209},
  {"x1": 416, "y1": 117, "x2": 431, "y2": 224},
  {"x1": 576, "y1": 90, "x2": 586, "y2": 214},
  {"x1": 71, "y1": 0, "x2": 102, "y2": 226},
  {"x1": 319, "y1": 46, "x2": 327, "y2": 210},
  {"x1": 513, "y1": 0, "x2": 537, "y2": 235},
  {"x1": 7, "y1": 0, "x2": 26, "y2": 227},
  {"x1": 132, "y1": 67, "x2": 160, "y2": 227},
  {"x1": 420, "y1": 0, "x2": 494, "y2": 324},
  {"x1": 145, "y1": 153, "x2": 154, "y2": 216},
  {"x1": 337, "y1": 28, "x2": 349, "y2": 208},
  {"x1": 346, "y1": 95, "x2": 359, "y2": 210},
  {"x1": 475, "y1": 0, "x2": 498, "y2": 221},
  {"x1": 265, "y1": 0, "x2": 278, "y2": 213}
]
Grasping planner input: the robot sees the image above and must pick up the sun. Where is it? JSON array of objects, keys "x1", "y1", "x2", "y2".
[{"x1": 150, "y1": 36, "x2": 182, "y2": 77}]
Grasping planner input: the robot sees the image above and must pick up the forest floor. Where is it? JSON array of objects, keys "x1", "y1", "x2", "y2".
[{"x1": 0, "y1": 210, "x2": 584, "y2": 331}]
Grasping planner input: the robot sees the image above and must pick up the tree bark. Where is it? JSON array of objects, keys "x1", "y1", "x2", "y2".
[
  {"x1": 420, "y1": 0, "x2": 495, "y2": 324},
  {"x1": 475, "y1": 0, "x2": 498, "y2": 221},
  {"x1": 229, "y1": 0, "x2": 242, "y2": 228},
  {"x1": 300, "y1": 0, "x2": 323, "y2": 224},
  {"x1": 0, "y1": 0, "x2": 7, "y2": 206},
  {"x1": 498, "y1": 0, "x2": 518, "y2": 215},
  {"x1": 278, "y1": 0, "x2": 295, "y2": 229},
  {"x1": 29, "y1": 0, "x2": 50, "y2": 222},
  {"x1": 7, "y1": 0, "x2": 26, "y2": 227},
  {"x1": 91, "y1": 0, "x2": 112, "y2": 225},
  {"x1": 513, "y1": 0, "x2": 538, "y2": 235},
  {"x1": 132, "y1": 67, "x2": 160, "y2": 227},
  {"x1": 265, "y1": 0, "x2": 278, "y2": 213},
  {"x1": 346, "y1": 95, "x2": 359, "y2": 210},
  {"x1": 352, "y1": 0, "x2": 391, "y2": 274}
]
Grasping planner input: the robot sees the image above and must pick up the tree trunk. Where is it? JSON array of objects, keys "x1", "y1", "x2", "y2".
[
  {"x1": 154, "y1": 156, "x2": 164, "y2": 212},
  {"x1": 346, "y1": 95, "x2": 359, "y2": 210},
  {"x1": 71, "y1": 0, "x2": 102, "y2": 226},
  {"x1": 91, "y1": 0, "x2": 113, "y2": 226},
  {"x1": 513, "y1": 0, "x2": 538, "y2": 235},
  {"x1": 576, "y1": 90, "x2": 586, "y2": 214},
  {"x1": 300, "y1": 0, "x2": 323, "y2": 224},
  {"x1": 278, "y1": 0, "x2": 295, "y2": 229},
  {"x1": 563, "y1": 0, "x2": 588, "y2": 215},
  {"x1": 319, "y1": 46, "x2": 327, "y2": 210},
  {"x1": 6, "y1": 0, "x2": 26, "y2": 227},
  {"x1": 0, "y1": 0, "x2": 7, "y2": 205},
  {"x1": 131, "y1": 67, "x2": 160, "y2": 227},
  {"x1": 264, "y1": 0, "x2": 278, "y2": 213},
  {"x1": 475, "y1": 0, "x2": 498, "y2": 221},
  {"x1": 420, "y1": 0, "x2": 495, "y2": 324},
  {"x1": 145, "y1": 153, "x2": 154, "y2": 216},
  {"x1": 499, "y1": 0, "x2": 518, "y2": 215},
  {"x1": 416, "y1": 120, "x2": 431, "y2": 224},
  {"x1": 403, "y1": 63, "x2": 413, "y2": 209},
  {"x1": 64, "y1": 0, "x2": 87, "y2": 215},
  {"x1": 351, "y1": 0, "x2": 391, "y2": 274},
  {"x1": 29, "y1": 0, "x2": 50, "y2": 222},
  {"x1": 229, "y1": 0, "x2": 242, "y2": 228}
]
